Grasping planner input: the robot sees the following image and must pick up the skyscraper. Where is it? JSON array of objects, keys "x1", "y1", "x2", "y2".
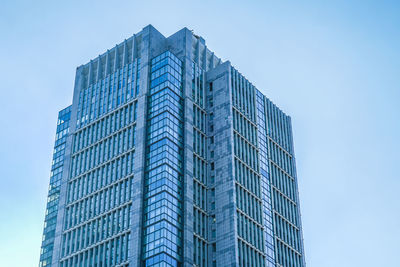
[{"x1": 39, "y1": 25, "x2": 306, "y2": 267}]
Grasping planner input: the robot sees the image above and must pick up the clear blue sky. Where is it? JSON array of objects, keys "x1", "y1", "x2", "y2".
[{"x1": 0, "y1": 1, "x2": 399, "y2": 266}]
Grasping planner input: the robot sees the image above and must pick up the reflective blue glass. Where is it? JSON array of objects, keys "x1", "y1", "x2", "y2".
[
  {"x1": 256, "y1": 90, "x2": 276, "y2": 267},
  {"x1": 142, "y1": 51, "x2": 183, "y2": 266},
  {"x1": 39, "y1": 106, "x2": 71, "y2": 267}
]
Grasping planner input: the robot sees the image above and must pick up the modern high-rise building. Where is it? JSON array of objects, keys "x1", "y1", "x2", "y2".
[{"x1": 39, "y1": 25, "x2": 306, "y2": 267}]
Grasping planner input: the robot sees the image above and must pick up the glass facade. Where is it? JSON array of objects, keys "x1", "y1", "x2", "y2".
[
  {"x1": 39, "y1": 106, "x2": 71, "y2": 267},
  {"x1": 142, "y1": 51, "x2": 184, "y2": 267},
  {"x1": 59, "y1": 44, "x2": 140, "y2": 267},
  {"x1": 76, "y1": 57, "x2": 140, "y2": 129},
  {"x1": 231, "y1": 67, "x2": 266, "y2": 266},
  {"x1": 265, "y1": 98, "x2": 305, "y2": 267},
  {"x1": 192, "y1": 61, "x2": 210, "y2": 267},
  {"x1": 230, "y1": 66, "x2": 305, "y2": 267},
  {"x1": 61, "y1": 101, "x2": 136, "y2": 266},
  {"x1": 256, "y1": 90, "x2": 276, "y2": 267},
  {"x1": 39, "y1": 25, "x2": 305, "y2": 267}
]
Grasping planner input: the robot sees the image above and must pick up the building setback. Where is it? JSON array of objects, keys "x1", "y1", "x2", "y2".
[{"x1": 39, "y1": 25, "x2": 306, "y2": 267}]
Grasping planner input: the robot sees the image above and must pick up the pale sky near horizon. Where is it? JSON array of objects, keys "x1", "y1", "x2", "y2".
[{"x1": 1, "y1": 1, "x2": 399, "y2": 266}]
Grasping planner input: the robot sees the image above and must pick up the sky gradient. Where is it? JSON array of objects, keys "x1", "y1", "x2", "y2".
[{"x1": 0, "y1": 1, "x2": 399, "y2": 266}]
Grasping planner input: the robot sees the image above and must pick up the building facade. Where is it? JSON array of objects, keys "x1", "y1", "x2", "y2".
[{"x1": 39, "y1": 25, "x2": 306, "y2": 267}]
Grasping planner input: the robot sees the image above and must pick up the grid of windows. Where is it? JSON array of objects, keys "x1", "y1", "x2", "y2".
[
  {"x1": 59, "y1": 233, "x2": 130, "y2": 267},
  {"x1": 256, "y1": 90, "x2": 276, "y2": 267},
  {"x1": 231, "y1": 67, "x2": 305, "y2": 267},
  {"x1": 70, "y1": 103, "x2": 137, "y2": 178},
  {"x1": 60, "y1": 136, "x2": 135, "y2": 267},
  {"x1": 265, "y1": 99, "x2": 292, "y2": 154},
  {"x1": 39, "y1": 106, "x2": 71, "y2": 267},
  {"x1": 77, "y1": 58, "x2": 140, "y2": 129},
  {"x1": 192, "y1": 62, "x2": 210, "y2": 267},
  {"x1": 231, "y1": 68, "x2": 256, "y2": 122},
  {"x1": 192, "y1": 61, "x2": 204, "y2": 107},
  {"x1": 59, "y1": 74, "x2": 138, "y2": 266},
  {"x1": 142, "y1": 51, "x2": 184, "y2": 267},
  {"x1": 231, "y1": 68, "x2": 265, "y2": 267},
  {"x1": 265, "y1": 99, "x2": 304, "y2": 267},
  {"x1": 39, "y1": 26, "x2": 306, "y2": 267}
]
